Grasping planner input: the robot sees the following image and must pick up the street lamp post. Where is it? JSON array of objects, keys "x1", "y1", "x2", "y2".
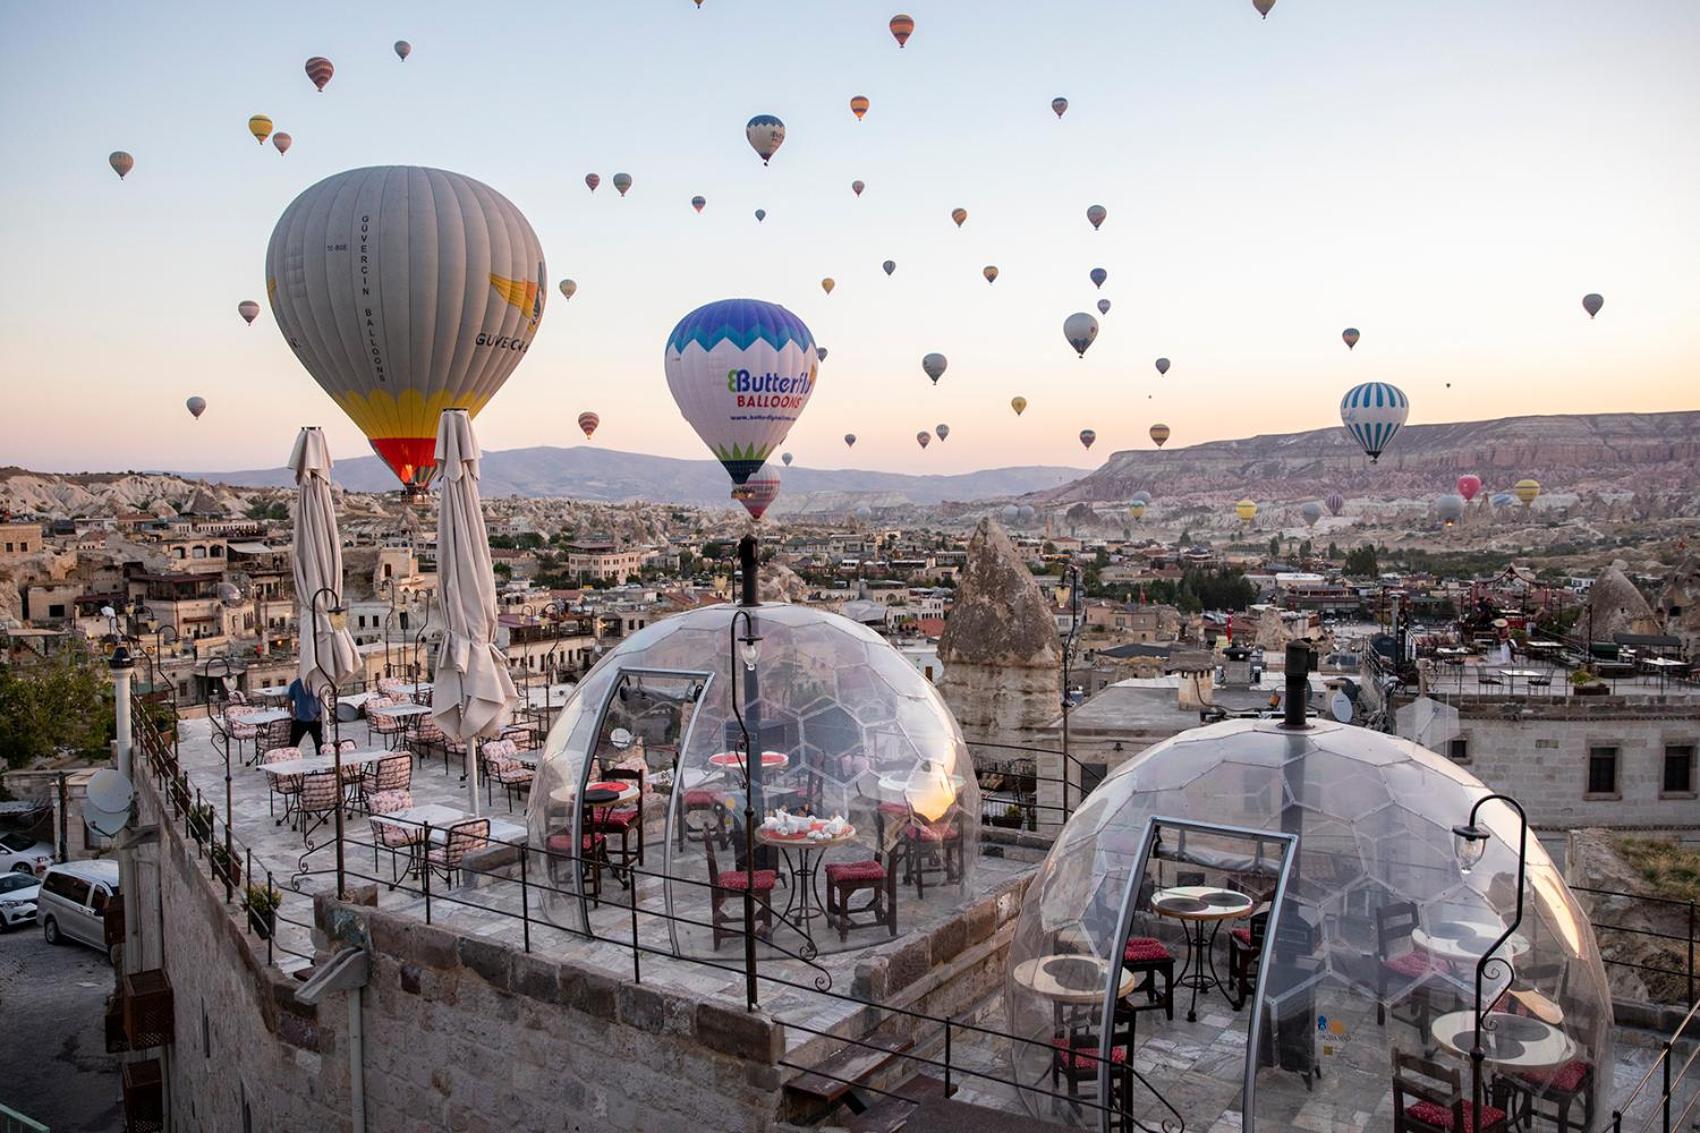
[
  {"x1": 1060, "y1": 565, "x2": 1084, "y2": 812},
  {"x1": 309, "y1": 585, "x2": 350, "y2": 894},
  {"x1": 377, "y1": 577, "x2": 400, "y2": 679},
  {"x1": 1452, "y1": 793, "x2": 1528, "y2": 1126},
  {"x1": 728, "y1": 535, "x2": 765, "y2": 1010},
  {"x1": 205, "y1": 655, "x2": 238, "y2": 902}
]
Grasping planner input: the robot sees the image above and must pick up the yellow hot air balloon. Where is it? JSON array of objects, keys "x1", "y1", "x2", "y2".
[
  {"x1": 850, "y1": 95, "x2": 870, "y2": 121},
  {"x1": 1129, "y1": 502, "x2": 1146, "y2": 521},
  {"x1": 1010, "y1": 396, "x2": 1027, "y2": 416},
  {"x1": 248, "y1": 115, "x2": 273, "y2": 144},
  {"x1": 951, "y1": 207, "x2": 967, "y2": 228},
  {"x1": 1514, "y1": 478, "x2": 1541, "y2": 508},
  {"x1": 1149, "y1": 423, "x2": 1171, "y2": 448},
  {"x1": 1235, "y1": 499, "x2": 1258, "y2": 525},
  {"x1": 820, "y1": 277, "x2": 835, "y2": 295}
]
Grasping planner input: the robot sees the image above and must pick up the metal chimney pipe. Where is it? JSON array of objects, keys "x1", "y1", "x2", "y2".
[
  {"x1": 1283, "y1": 640, "x2": 1314, "y2": 729},
  {"x1": 737, "y1": 535, "x2": 759, "y2": 608}
]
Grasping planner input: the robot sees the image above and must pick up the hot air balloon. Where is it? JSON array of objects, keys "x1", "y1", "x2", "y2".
[
  {"x1": 585, "y1": 173, "x2": 600, "y2": 192},
  {"x1": 304, "y1": 56, "x2": 334, "y2": 91},
  {"x1": 1087, "y1": 205, "x2": 1106, "y2": 230},
  {"x1": 1340, "y1": 382, "x2": 1409, "y2": 463},
  {"x1": 883, "y1": 260, "x2": 896, "y2": 276},
  {"x1": 613, "y1": 173, "x2": 632, "y2": 196},
  {"x1": 1052, "y1": 97, "x2": 1069, "y2": 118},
  {"x1": 1129, "y1": 502, "x2": 1146, "y2": 521},
  {"x1": 265, "y1": 165, "x2": 547, "y2": 493},
  {"x1": 951, "y1": 208, "x2": 967, "y2": 228},
  {"x1": 1155, "y1": 357, "x2": 1170, "y2": 376},
  {"x1": 1342, "y1": 327, "x2": 1360, "y2": 350},
  {"x1": 1079, "y1": 429, "x2": 1096, "y2": 450},
  {"x1": 781, "y1": 452, "x2": 793, "y2": 467},
  {"x1": 664, "y1": 298, "x2": 817, "y2": 485},
  {"x1": 248, "y1": 115, "x2": 273, "y2": 144},
  {"x1": 1090, "y1": 267, "x2": 1107, "y2": 289},
  {"x1": 109, "y1": 151, "x2": 133, "y2": 180},
  {"x1": 916, "y1": 431, "x2": 931, "y2": 449},
  {"x1": 578, "y1": 412, "x2": 600, "y2": 440},
  {"x1": 816, "y1": 347, "x2": 828, "y2": 361},
  {"x1": 272, "y1": 132, "x2": 292, "y2": 154},
  {"x1": 889, "y1": 14, "x2": 914, "y2": 47},
  {"x1": 1149, "y1": 423, "x2": 1171, "y2": 448},
  {"x1": 733, "y1": 464, "x2": 782, "y2": 521},
  {"x1": 1098, "y1": 299, "x2": 1111, "y2": 315},
  {"x1": 844, "y1": 433, "x2": 857, "y2": 448},
  {"x1": 237, "y1": 300, "x2": 260, "y2": 326},
  {"x1": 935, "y1": 423, "x2": 950, "y2": 441},
  {"x1": 821, "y1": 278, "x2": 835, "y2": 295},
  {"x1": 1582, "y1": 293, "x2": 1604, "y2": 319},
  {"x1": 851, "y1": 180, "x2": 865, "y2": 197},
  {"x1": 1132, "y1": 491, "x2": 1152, "y2": 505},
  {"x1": 922, "y1": 353, "x2": 947, "y2": 384},
  {"x1": 1010, "y1": 396, "x2": 1028, "y2": 417},
  {"x1": 1491, "y1": 492, "x2": 1514, "y2": 510},
  {"x1": 186, "y1": 396, "x2": 207, "y2": 420},
  {"x1": 395, "y1": 40, "x2": 412, "y2": 61},
  {"x1": 1064, "y1": 313, "x2": 1099, "y2": 358},
  {"x1": 1301, "y1": 501, "x2": 1323, "y2": 527},
  {"x1": 745, "y1": 114, "x2": 785, "y2": 164},
  {"x1": 1436, "y1": 494, "x2": 1465, "y2": 526},
  {"x1": 850, "y1": 96, "x2": 870, "y2": 121},
  {"x1": 1002, "y1": 505, "x2": 1020, "y2": 524},
  {"x1": 1325, "y1": 493, "x2": 1345, "y2": 517},
  {"x1": 1514, "y1": 478, "x2": 1541, "y2": 508},
  {"x1": 691, "y1": 195, "x2": 706, "y2": 213},
  {"x1": 559, "y1": 279, "x2": 577, "y2": 300},
  {"x1": 1456, "y1": 474, "x2": 1482, "y2": 503},
  {"x1": 1236, "y1": 499, "x2": 1258, "y2": 525},
  {"x1": 983, "y1": 265, "x2": 999, "y2": 284},
  {"x1": 754, "y1": 208, "x2": 766, "y2": 222},
  {"x1": 1254, "y1": 0, "x2": 1276, "y2": 17}
]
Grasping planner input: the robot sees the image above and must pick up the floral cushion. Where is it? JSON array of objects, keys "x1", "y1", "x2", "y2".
[
  {"x1": 1124, "y1": 937, "x2": 1173, "y2": 964},
  {"x1": 593, "y1": 806, "x2": 638, "y2": 830},
  {"x1": 1404, "y1": 1100, "x2": 1506, "y2": 1132},
  {"x1": 1051, "y1": 1036, "x2": 1127, "y2": 1073},
  {"x1": 826, "y1": 859, "x2": 887, "y2": 884},
  {"x1": 369, "y1": 789, "x2": 412, "y2": 814}
]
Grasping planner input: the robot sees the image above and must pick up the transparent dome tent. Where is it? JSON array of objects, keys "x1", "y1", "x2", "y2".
[
  {"x1": 527, "y1": 602, "x2": 978, "y2": 958},
  {"x1": 1005, "y1": 717, "x2": 1612, "y2": 1132}
]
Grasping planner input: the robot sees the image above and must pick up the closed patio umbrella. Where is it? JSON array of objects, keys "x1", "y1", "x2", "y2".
[
  {"x1": 290, "y1": 427, "x2": 360, "y2": 717},
  {"x1": 431, "y1": 409, "x2": 516, "y2": 816}
]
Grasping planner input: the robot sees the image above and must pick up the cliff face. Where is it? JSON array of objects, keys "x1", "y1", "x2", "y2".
[{"x1": 1037, "y1": 411, "x2": 1700, "y2": 504}]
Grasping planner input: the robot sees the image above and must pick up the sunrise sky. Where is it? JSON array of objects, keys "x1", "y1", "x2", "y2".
[{"x1": 2, "y1": 0, "x2": 1697, "y2": 477}]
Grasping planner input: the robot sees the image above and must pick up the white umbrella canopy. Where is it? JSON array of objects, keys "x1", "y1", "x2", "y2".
[
  {"x1": 431, "y1": 410, "x2": 516, "y2": 813},
  {"x1": 290, "y1": 427, "x2": 360, "y2": 702}
]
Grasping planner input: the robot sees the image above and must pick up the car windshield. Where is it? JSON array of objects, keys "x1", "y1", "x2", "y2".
[
  {"x1": 0, "y1": 872, "x2": 36, "y2": 894},
  {"x1": 0, "y1": 832, "x2": 36, "y2": 852}
]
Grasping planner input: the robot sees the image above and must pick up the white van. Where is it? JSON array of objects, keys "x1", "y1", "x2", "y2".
[{"x1": 38, "y1": 859, "x2": 120, "y2": 955}]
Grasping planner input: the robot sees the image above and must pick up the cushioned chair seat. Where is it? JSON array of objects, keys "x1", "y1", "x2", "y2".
[
  {"x1": 1051, "y1": 1037, "x2": 1127, "y2": 1073},
  {"x1": 1404, "y1": 1100, "x2": 1506, "y2": 1132},
  {"x1": 683, "y1": 789, "x2": 719, "y2": 807},
  {"x1": 1231, "y1": 927, "x2": 1253, "y2": 947},
  {"x1": 1123, "y1": 937, "x2": 1173, "y2": 963},
  {"x1": 825, "y1": 859, "x2": 887, "y2": 883},
  {"x1": 545, "y1": 832, "x2": 607, "y2": 855},
  {"x1": 715, "y1": 869, "x2": 777, "y2": 892},
  {"x1": 1383, "y1": 949, "x2": 1434, "y2": 979},
  {"x1": 1512, "y1": 1059, "x2": 1588, "y2": 1093},
  {"x1": 593, "y1": 807, "x2": 639, "y2": 831},
  {"x1": 904, "y1": 823, "x2": 961, "y2": 842}
]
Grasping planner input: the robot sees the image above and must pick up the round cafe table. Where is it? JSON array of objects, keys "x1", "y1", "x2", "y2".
[
  {"x1": 756, "y1": 823, "x2": 855, "y2": 948},
  {"x1": 1152, "y1": 885, "x2": 1256, "y2": 1022},
  {"x1": 1411, "y1": 920, "x2": 1530, "y2": 967},
  {"x1": 1431, "y1": 1009, "x2": 1576, "y2": 1073},
  {"x1": 1013, "y1": 955, "x2": 1140, "y2": 1106}
]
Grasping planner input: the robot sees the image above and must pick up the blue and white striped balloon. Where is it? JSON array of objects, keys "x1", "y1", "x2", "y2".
[{"x1": 1339, "y1": 381, "x2": 1409, "y2": 463}]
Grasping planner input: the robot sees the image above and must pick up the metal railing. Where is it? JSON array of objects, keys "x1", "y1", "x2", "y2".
[
  {"x1": 1573, "y1": 885, "x2": 1699, "y2": 1009},
  {"x1": 968, "y1": 738, "x2": 1107, "y2": 826},
  {"x1": 0, "y1": 1104, "x2": 49, "y2": 1133},
  {"x1": 1611, "y1": 996, "x2": 1700, "y2": 1132}
]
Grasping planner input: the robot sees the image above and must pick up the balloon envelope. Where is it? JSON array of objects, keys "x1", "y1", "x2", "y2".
[
  {"x1": 889, "y1": 14, "x2": 914, "y2": 46},
  {"x1": 691, "y1": 195, "x2": 706, "y2": 213},
  {"x1": 1052, "y1": 97, "x2": 1069, "y2": 118},
  {"x1": 1254, "y1": 0, "x2": 1276, "y2": 16},
  {"x1": 304, "y1": 56, "x2": 334, "y2": 91},
  {"x1": 1301, "y1": 501, "x2": 1323, "y2": 527},
  {"x1": 237, "y1": 300, "x2": 260, "y2": 325},
  {"x1": 1456, "y1": 474, "x2": 1482, "y2": 502},
  {"x1": 1090, "y1": 267, "x2": 1107, "y2": 289},
  {"x1": 951, "y1": 208, "x2": 967, "y2": 227},
  {"x1": 1129, "y1": 502, "x2": 1146, "y2": 520},
  {"x1": 815, "y1": 347, "x2": 828, "y2": 362},
  {"x1": 850, "y1": 96, "x2": 870, "y2": 120},
  {"x1": 1098, "y1": 299, "x2": 1111, "y2": 315},
  {"x1": 1087, "y1": 205, "x2": 1106, "y2": 230},
  {"x1": 1236, "y1": 499, "x2": 1258, "y2": 523},
  {"x1": 585, "y1": 173, "x2": 600, "y2": 192},
  {"x1": 1063, "y1": 313, "x2": 1099, "y2": 357},
  {"x1": 394, "y1": 40, "x2": 412, "y2": 60},
  {"x1": 1436, "y1": 494, "x2": 1465, "y2": 525},
  {"x1": 1325, "y1": 493, "x2": 1345, "y2": 517},
  {"x1": 821, "y1": 278, "x2": 835, "y2": 295},
  {"x1": 1342, "y1": 327, "x2": 1361, "y2": 349},
  {"x1": 935, "y1": 423, "x2": 950, "y2": 441},
  {"x1": 754, "y1": 209, "x2": 766, "y2": 222},
  {"x1": 1582, "y1": 293, "x2": 1604, "y2": 318},
  {"x1": 922, "y1": 353, "x2": 947, "y2": 383},
  {"x1": 559, "y1": 279, "x2": 577, "y2": 300},
  {"x1": 983, "y1": 265, "x2": 998, "y2": 284},
  {"x1": 109, "y1": 151, "x2": 133, "y2": 179},
  {"x1": 781, "y1": 452, "x2": 793, "y2": 466},
  {"x1": 664, "y1": 298, "x2": 817, "y2": 484},
  {"x1": 745, "y1": 114, "x2": 785, "y2": 163},
  {"x1": 1131, "y1": 491, "x2": 1152, "y2": 505},
  {"x1": 733, "y1": 464, "x2": 782, "y2": 520},
  {"x1": 1010, "y1": 396, "x2": 1027, "y2": 416},
  {"x1": 1155, "y1": 357, "x2": 1170, "y2": 375},
  {"x1": 578, "y1": 412, "x2": 599, "y2": 439},
  {"x1": 613, "y1": 173, "x2": 632, "y2": 196},
  {"x1": 844, "y1": 433, "x2": 856, "y2": 448},
  {"x1": 1339, "y1": 382, "x2": 1410, "y2": 463},
  {"x1": 916, "y1": 431, "x2": 930, "y2": 449},
  {"x1": 265, "y1": 165, "x2": 546, "y2": 492},
  {"x1": 186, "y1": 396, "x2": 206, "y2": 419},
  {"x1": 1150, "y1": 423, "x2": 1171, "y2": 448},
  {"x1": 1514, "y1": 478, "x2": 1541, "y2": 507},
  {"x1": 1079, "y1": 429, "x2": 1096, "y2": 450},
  {"x1": 248, "y1": 115, "x2": 273, "y2": 144},
  {"x1": 852, "y1": 180, "x2": 865, "y2": 197},
  {"x1": 883, "y1": 260, "x2": 896, "y2": 276},
  {"x1": 272, "y1": 132, "x2": 292, "y2": 154}
]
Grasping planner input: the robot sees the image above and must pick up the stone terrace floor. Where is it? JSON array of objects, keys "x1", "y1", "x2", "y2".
[{"x1": 169, "y1": 717, "x2": 1696, "y2": 1131}]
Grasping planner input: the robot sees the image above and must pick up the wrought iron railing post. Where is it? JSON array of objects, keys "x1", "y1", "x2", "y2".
[
  {"x1": 943, "y1": 1018, "x2": 952, "y2": 1097},
  {"x1": 1663, "y1": 1037, "x2": 1672, "y2": 1132},
  {"x1": 630, "y1": 872, "x2": 641, "y2": 984},
  {"x1": 265, "y1": 869, "x2": 275, "y2": 967},
  {"x1": 222, "y1": 819, "x2": 233, "y2": 903},
  {"x1": 1688, "y1": 901, "x2": 1695, "y2": 1009},
  {"x1": 421, "y1": 821, "x2": 433, "y2": 925},
  {"x1": 519, "y1": 843, "x2": 531, "y2": 954}
]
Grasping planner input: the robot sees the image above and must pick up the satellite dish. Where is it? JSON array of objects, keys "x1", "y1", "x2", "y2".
[
  {"x1": 84, "y1": 801, "x2": 132, "y2": 839},
  {"x1": 1330, "y1": 692, "x2": 1355, "y2": 724},
  {"x1": 87, "y1": 768, "x2": 135, "y2": 813}
]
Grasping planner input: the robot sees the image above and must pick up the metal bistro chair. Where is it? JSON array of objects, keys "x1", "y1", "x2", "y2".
[
  {"x1": 480, "y1": 740, "x2": 535, "y2": 813},
  {"x1": 591, "y1": 767, "x2": 644, "y2": 876},
  {"x1": 1392, "y1": 1050, "x2": 1509, "y2": 1133},
  {"x1": 425, "y1": 819, "x2": 489, "y2": 889},
  {"x1": 366, "y1": 789, "x2": 417, "y2": 883},
  {"x1": 261, "y1": 746, "x2": 303, "y2": 826},
  {"x1": 257, "y1": 716, "x2": 294, "y2": 766},
  {"x1": 296, "y1": 771, "x2": 341, "y2": 845},
  {"x1": 361, "y1": 753, "x2": 413, "y2": 814}
]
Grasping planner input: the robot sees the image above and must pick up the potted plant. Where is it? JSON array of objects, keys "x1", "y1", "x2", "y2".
[
  {"x1": 188, "y1": 802, "x2": 215, "y2": 845},
  {"x1": 988, "y1": 803, "x2": 1026, "y2": 829},
  {"x1": 144, "y1": 699, "x2": 178, "y2": 745},
  {"x1": 243, "y1": 883, "x2": 282, "y2": 939},
  {"x1": 1571, "y1": 668, "x2": 1608, "y2": 696},
  {"x1": 208, "y1": 842, "x2": 240, "y2": 887}
]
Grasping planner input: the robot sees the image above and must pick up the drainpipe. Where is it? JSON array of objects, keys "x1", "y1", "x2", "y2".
[{"x1": 110, "y1": 646, "x2": 142, "y2": 971}]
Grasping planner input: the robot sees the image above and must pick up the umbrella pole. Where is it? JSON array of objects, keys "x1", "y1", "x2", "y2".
[{"x1": 467, "y1": 735, "x2": 481, "y2": 817}]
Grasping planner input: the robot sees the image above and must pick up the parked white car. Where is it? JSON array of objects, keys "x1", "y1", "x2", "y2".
[
  {"x1": 0, "y1": 831, "x2": 53, "y2": 876},
  {"x1": 39, "y1": 860, "x2": 119, "y2": 955},
  {"x1": 0, "y1": 871, "x2": 41, "y2": 929}
]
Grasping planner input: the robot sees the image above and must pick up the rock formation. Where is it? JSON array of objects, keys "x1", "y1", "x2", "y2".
[
  {"x1": 1581, "y1": 562, "x2": 1660, "y2": 642},
  {"x1": 1656, "y1": 554, "x2": 1700, "y2": 656},
  {"x1": 937, "y1": 517, "x2": 1061, "y2": 748}
]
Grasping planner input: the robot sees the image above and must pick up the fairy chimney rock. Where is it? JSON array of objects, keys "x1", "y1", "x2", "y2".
[
  {"x1": 1584, "y1": 563, "x2": 1659, "y2": 642},
  {"x1": 938, "y1": 517, "x2": 1061, "y2": 745}
]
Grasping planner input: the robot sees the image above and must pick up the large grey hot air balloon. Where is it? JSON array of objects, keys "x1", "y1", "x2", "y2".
[
  {"x1": 1098, "y1": 299, "x2": 1111, "y2": 315},
  {"x1": 1086, "y1": 204, "x2": 1107, "y2": 230},
  {"x1": 844, "y1": 433, "x2": 857, "y2": 448},
  {"x1": 613, "y1": 172, "x2": 633, "y2": 196},
  {"x1": 394, "y1": 41, "x2": 412, "y2": 61},
  {"x1": 1342, "y1": 327, "x2": 1361, "y2": 350},
  {"x1": 185, "y1": 396, "x2": 207, "y2": 420},
  {"x1": 237, "y1": 300, "x2": 260, "y2": 326},
  {"x1": 922, "y1": 353, "x2": 948, "y2": 384},
  {"x1": 1582, "y1": 293, "x2": 1604, "y2": 319},
  {"x1": 883, "y1": 259, "x2": 897, "y2": 276},
  {"x1": 1436, "y1": 494, "x2": 1465, "y2": 526},
  {"x1": 264, "y1": 166, "x2": 546, "y2": 493},
  {"x1": 1300, "y1": 501, "x2": 1323, "y2": 527},
  {"x1": 1155, "y1": 357, "x2": 1170, "y2": 376},
  {"x1": 1064, "y1": 313, "x2": 1099, "y2": 357},
  {"x1": 935, "y1": 423, "x2": 950, "y2": 441},
  {"x1": 1325, "y1": 493, "x2": 1345, "y2": 517},
  {"x1": 109, "y1": 151, "x2": 133, "y2": 180}
]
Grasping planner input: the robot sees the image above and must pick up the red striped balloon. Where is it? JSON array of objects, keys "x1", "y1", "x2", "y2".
[
  {"x1": 304, "y1": 56, "x2": 334, "y2": 92},
  {"x1": 577, "y1": 412, "x2": 599, "y2": 440}
]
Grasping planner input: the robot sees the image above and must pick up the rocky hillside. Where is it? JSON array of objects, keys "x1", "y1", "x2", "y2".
[
  {"x1": 0, "y1": 468, "x2": 263, "y2": 519},
  {"x1": 1037, "y1": 411, "x2": 1700, "y2": 504}
]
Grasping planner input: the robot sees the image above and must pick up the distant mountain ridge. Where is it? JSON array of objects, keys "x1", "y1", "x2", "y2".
[
  {"x1": 1037, "y1": 410, "x2": 1700, "y2": 503},
  {"x1": 179, "y1": 445, "x2": 1091, "y2": 508}
]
